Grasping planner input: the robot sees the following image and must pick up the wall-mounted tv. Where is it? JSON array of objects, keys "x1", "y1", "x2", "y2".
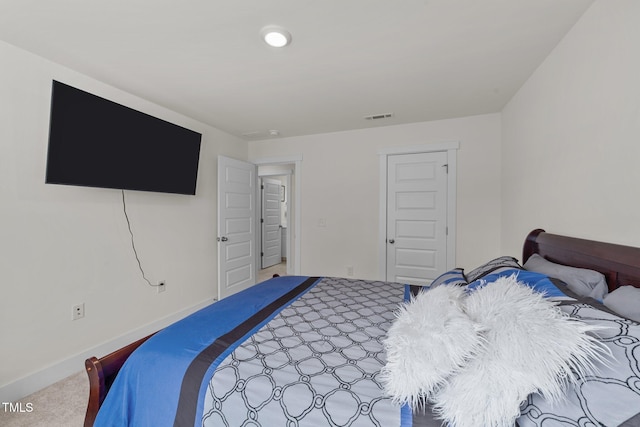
[{"x1": 46, "y1": 80, "x2": 202, "y2": 195}]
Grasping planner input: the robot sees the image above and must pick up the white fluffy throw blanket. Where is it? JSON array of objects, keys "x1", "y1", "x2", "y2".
[
  {"x1": 380, "y1": 274, "x2": 609, "y2": 427},
  {"x1": 380, "y1": 285, "x2": 485, "y2": 409}
]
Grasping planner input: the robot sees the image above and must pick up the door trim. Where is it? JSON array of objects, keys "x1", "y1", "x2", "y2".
[
  {"x1": 378, "y1": 142, "x2": 459, "y2": 281},
  {"x1": 251, "y1": 154, "x2": 302, "y2": 276}
]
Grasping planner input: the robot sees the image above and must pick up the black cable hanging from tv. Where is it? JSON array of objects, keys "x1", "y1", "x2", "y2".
[{"x1": 122, "y1": 190, "x2": 161, "y2": 287}]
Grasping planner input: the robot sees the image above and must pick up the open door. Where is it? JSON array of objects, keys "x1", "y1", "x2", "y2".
[
  {"x1": 261, "y1": 178, "x2": 282, "y2": 269},
  {"x1": 217, "y1": 156, "x2": 257, "y2": 300}
]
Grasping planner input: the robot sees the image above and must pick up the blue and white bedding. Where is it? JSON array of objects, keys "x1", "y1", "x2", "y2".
[
  {"x1": 200, "y1": 276, "x2": 411, "y2": 426},
  {"x1": 456, "y1": 268, "x2": 640, "y2": 427},
  {"x1": 95, "y1": 271, "x2": 640, "y2": 427},
  {"x1": 516, "y1": 278, "x2": 640, "y2": 427},
  {"x1": 95, "y1": 276, "x2": 422, "y2": 426}
]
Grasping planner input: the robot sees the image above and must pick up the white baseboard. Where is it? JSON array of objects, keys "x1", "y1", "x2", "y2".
[{"x1": 0, "y1": 297, "x2": 215, "y2": 403}]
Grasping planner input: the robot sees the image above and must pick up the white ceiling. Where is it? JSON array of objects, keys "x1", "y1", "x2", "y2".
[{"x1": 0, "y1": 0, "x2": 594, "y2": 140}]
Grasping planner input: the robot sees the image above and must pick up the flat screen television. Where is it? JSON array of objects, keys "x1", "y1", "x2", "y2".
[{"x1": 46, "y1": 80, "x2": 202, "y2": 195}]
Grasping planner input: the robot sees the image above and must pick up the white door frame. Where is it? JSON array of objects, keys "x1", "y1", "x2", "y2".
[
  {"x1": 378, "y1": 142, "x2": 459, "y2": 281},
  {"x1": 251, "y1": 155, "x2": 302, "y2": 275}
]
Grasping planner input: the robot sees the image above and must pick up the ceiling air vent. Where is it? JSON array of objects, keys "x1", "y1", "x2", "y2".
[
  {"x1": 241, "y1": 131, "x2": 267, "y2": 139},
  {"x1": 241, "y1": 129, "x2": 281, "y2": 140},
  {"x1": 364, "y1": 113, "x2": 394, "y2": 121}
]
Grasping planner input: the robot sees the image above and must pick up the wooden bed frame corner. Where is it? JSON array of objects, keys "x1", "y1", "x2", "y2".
[
  {"x1": 84, "y1": 333, "x2": 154, "y2": 427},
  {"x1": 83, "y1": 229, "x2": 640, "y2": 426}
]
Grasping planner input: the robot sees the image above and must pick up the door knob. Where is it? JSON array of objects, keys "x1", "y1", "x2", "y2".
[
  {"x1": 388, "y1": 239, "x2": 395, "y2": 244},
  {"x1": 218, "y1": 236, "x2": 229, "y2": 242}
]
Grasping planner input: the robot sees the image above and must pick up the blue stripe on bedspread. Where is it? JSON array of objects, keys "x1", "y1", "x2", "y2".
[
  {"x1": 94, "y1": 275, "x2": 321, "y2": 427},
  {"x1": 466, "y1": 269, "x2": 566, "y2": 298}
]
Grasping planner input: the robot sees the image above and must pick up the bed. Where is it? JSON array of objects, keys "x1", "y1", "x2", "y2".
[{"x1": 84, "y1": 229, "x2": 640, "y2": 426}]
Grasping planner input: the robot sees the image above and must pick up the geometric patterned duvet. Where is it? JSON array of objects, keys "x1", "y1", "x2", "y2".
[
  {"x1": 95, "y1": 274, "x2": 640, "y2": 427},
  {"x1": 203, "y1": 276, "x2": 640, "y2": 427},
  {"x1": 202, "y1": 276, "x2": 408, "y2": 426},
  {"x1": 518, "y1": 297, "x2": 640, "y2": 427}
]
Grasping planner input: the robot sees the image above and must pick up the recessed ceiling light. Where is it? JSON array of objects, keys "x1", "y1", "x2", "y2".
[{"x1": 261, "y1": 26, "x2": 292, "y2": 48}]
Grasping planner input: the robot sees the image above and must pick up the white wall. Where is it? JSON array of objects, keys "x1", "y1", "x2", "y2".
[
  {"x1": 501, "y1": 0, "x2": 640, "y2": 256},
  {"x1": 249, "y1": 114, "x2": 503, "y2": 279},
  {"x1": 0, "y1": 40, "x2": 247, "y2": 400}
]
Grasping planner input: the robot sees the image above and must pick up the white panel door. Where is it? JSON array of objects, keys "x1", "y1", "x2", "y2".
[
  {"x1": 218, "y1": 156, "x2": 257, "y2": 300},
  {"x1": 387, "y1": 152, "x2": 448, "y2": 285},
  {"x1": 261, "y1": 178, "x2": 282, "y2": 269}
]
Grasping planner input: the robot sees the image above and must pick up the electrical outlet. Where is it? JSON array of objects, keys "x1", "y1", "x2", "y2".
[
  {"x1": 157, "y1": 281, "x2": 166, "y2": 293},
  {"x1": 72, "y1": 303, "x2": 85, "y2": 320},
  {"x1": 346, "y1": 266, "x2": 354, "y2": 277}
]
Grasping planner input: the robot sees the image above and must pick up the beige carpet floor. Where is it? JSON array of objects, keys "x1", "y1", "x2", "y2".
[{"x1": 0, "y1": 371, "x2": 87, "y2": 427}]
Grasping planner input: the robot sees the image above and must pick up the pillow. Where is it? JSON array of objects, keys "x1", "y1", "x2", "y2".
[
  {"x1": 524, "y1": 253, "x2": 608, "y2": 301},
  {"x1": 430, "y1": 268, "x2": 468, "y2": 288},
  {"x1": 380, "y1": 285, "x2": 484, "y2": 409},
  {"x1": 431, "y1": 275, "x2": 609, "y2": 427},
  {"x1": 465, "y1": 256, "x2": 522, "y2": 282},
  {"x1": 603, "y1": 286, "x2": 640, "y2": 322}
]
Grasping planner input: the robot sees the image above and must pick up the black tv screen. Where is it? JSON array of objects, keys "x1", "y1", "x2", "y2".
[{"x1": 46, "y1": 81, "x2": 202, "y2": 195}]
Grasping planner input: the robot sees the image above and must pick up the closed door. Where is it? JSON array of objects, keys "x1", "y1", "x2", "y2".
[
  {"x1": 386, "y1": 152, "x2": 448, "y2": 285},
  {"x1": 261, "y1": 178, "x2": 282, "y2": 269},
  {"x1": 217, "y1": 156, "x2": 257, "y2": 300}
]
